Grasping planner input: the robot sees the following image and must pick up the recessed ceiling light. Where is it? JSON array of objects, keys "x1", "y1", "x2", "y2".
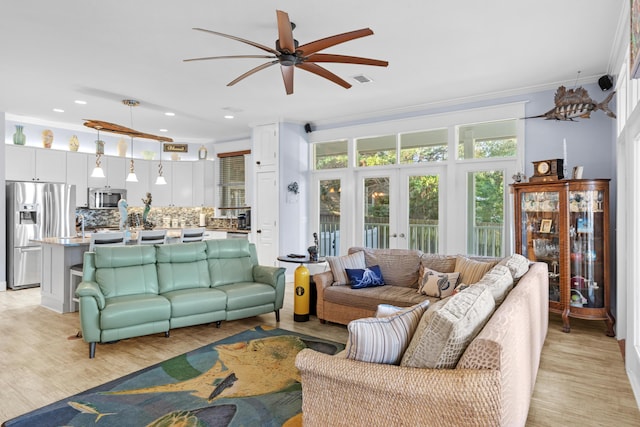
[
  {"x1": 165, "y1": 112, "x2": 175, "y2": 116},
  {"x1": 224, "y1": 115, "x2": 234, "y2": 119},
  {"x1": 53, "y1": 108, "x2": 64, "y2": 113},
  {"x1": 74, "y1": 100, "x2": 87, "y2": 105},
  {"x1": 159, "y1": 129, "x2": 168, "y2": 132}
]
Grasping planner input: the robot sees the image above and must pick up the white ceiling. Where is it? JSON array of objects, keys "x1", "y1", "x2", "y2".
[{"x1": 0, "y1": 1, "x2": 624, "y2": 144}]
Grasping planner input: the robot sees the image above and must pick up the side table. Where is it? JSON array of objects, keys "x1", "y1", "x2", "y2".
[{"x1": 277, "y1": 256, "x2": 326, "y2": 322}]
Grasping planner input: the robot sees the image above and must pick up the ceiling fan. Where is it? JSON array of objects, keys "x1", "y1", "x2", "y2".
[{"x1": 184, "y1": 10, "x2": 389, "y2": 95}]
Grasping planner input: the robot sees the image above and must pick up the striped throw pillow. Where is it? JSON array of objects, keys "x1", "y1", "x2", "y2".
[
  {"x1": 345, "y1": 299, "x2": 430, "y2": 364},
  {"x1": 454, "y1": 256, "x2": 494, "y2": 285},
  {"x1": 327, "y1": 251, "x2": 366, "y2": 285}
]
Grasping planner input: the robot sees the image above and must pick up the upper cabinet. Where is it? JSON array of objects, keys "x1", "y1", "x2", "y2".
[
  {"x1": 5, "y1": 145, "x2": 67, "y2": 182},
  {"x1": 253, "y1": 124, "x2": 279, "y2": 169},
  {"x1": 66, "y1": 151, "x2": 89, "y2": 207}
]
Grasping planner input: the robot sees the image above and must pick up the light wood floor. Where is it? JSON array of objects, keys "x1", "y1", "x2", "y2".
[{"x1": 0, "y1": 287, "x2": 638, "y2": 426}]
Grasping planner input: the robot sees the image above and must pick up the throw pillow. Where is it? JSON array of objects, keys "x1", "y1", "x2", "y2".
[
  {"x1": 454, "y1": 256, "x2": 494, "y2": 285},
  {"x1": 401, "y1": 284, "x2": 495, "y2": 369},
  {"x1": 498, "y1": 253, "x2": 530, "y2": 280},
  {"x1": 345, "y1": 265, "x2": 385, "y2": 289},
  {"x1": 418, "y1": 266, "x2": 460, "y2": 298},
  {"x1": 375, "y1": 303, "x2": 403, "y2": 317},
  {"x1": 326, "y1": 251, "x2": 366, "y2": 285},
  {"x1": 345, "y1": 299, "x2": 430, "y2": 365}
]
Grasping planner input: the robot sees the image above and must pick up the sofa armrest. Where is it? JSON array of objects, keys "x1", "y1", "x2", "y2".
[
  {"x1": 76, "y1": 281, "x2": 106, "y2": 310},
  {"x1": 295, "y1": 349, "x2": 501, "y2": 426},
  {"x1": 253, "y1": 265, "x2": 286, "y2": 288}
]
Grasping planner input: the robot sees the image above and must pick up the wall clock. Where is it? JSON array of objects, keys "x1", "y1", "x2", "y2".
[{"x1": 530, "y1": 159, "x2": 564, "y2": 182}]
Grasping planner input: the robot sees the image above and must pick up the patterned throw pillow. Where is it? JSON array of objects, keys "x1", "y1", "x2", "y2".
[
  {"x1": 345, "y1": 265, "x2": 385, "y2": 289},
  {"x1": 418, "y1": 266, "x2": 460, "y2": 298},
  {"x1": 498, "y1": 253, "x2": 530, "y2": 280},
  {"x1": 475, "y1": 264, "x2": 514, "y2": 305},
  {"x1": 401, "y1": 284, "x2": 495, "y2": 369},
  {"x1": 345, "y1": 300, "x2": 430, "y2": 365},
  {"x1": 454, "y1": 256, "x2": 494, "y2": 285},
  {"x1": 326, "y1": 251, "x2": 366, "y2": 285}
]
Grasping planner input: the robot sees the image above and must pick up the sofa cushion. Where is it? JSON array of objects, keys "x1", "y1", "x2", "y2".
[
  {"x1": 349, "y1": 247, "x2": 422, "y2": 288},
  {"x1": 101, "y1": 294, "x2": 171, "y2": 329},
  {"x1": 156, "y1": 242, "x2": 207, "y2": 263},
  {"x1": 215, "y1": 282, "x2": 276, "y2": 310},
  {"x1": 454, "y1": 256, "x2": 495, "y2": 285},
  {"x1": 327, "y1": 251, "x2": 366, "y2": 285},
  {"x1": 420, "y1": 254, "x2": 458, "y2": 273},
  {"x1": 161, "y1": 288, "x2": 227, "y2": 318},
  {"x1": 474, "y1": 264, "x2": 514, "y2": 305},
  {"x1": 401, "y1": 284, "x2": 495, "y2": 369},
  {"x1": 345, "y1": 265, "x2": 385, "y2": 289},
  {"x1": 498, "y1": 253, "x2": 530, "y2": 280},
  {"x1": 345, "y1": 300, "x2": 430, "y2": 364},
  {"x1": 94, "y1": 245, "x2": 156, "y2": 268},
  {"x1": 324, "y1": 284, "x2": 433, "y2": 312},
  {"x1": 95, "y1": 263, "x2": 159, "y2": 298},
  {"x1": 418, "y1": 267, "x2": 460, "y2": 298}
]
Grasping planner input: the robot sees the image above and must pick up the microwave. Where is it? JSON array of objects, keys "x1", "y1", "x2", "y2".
[{"x1": 88, "y1": 188, "x2": 127, "y2": 209}]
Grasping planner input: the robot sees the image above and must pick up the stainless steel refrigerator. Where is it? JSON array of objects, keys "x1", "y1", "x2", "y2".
[{"x1": 6, "y1": 181, "x2": 76, "y2": 289}]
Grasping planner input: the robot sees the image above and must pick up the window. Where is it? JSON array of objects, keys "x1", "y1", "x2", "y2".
[
  {"x1": 314, "y1": 140, "x2": 348, "y2": 170},
  {"x1": 457, "y1": 120, "x2": 517, "y2": 159},
  {"x1": 356, "y1": 135, "x2": 396, "y2": 167},
  {"x1": 400, "y1": 129, "x2": 448, "y2": 163},
  {"x1": 218, "y1": 152, "x2": 248, "y2": 209}
]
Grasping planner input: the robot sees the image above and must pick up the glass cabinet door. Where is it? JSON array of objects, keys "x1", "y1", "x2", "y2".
[
  {"x1": 519, "y1": 191, "x2": 561, "y2": 303},
  {"x1": 569, "y1": 189, "x2": 605, "y2": 309}
]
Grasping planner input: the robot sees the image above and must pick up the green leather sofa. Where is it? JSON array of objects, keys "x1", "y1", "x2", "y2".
[{"x1": 75, "y1": 239, "x2": 285, "y2": 358}]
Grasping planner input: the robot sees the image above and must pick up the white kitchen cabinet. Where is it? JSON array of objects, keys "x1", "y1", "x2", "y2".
[
  {"x1": 66, "y1": 151, "x2": 89, "y2": 207},
  {"x1": 152, "y1": 161, "x2": 174, "y2": 206},
  {"x1": 171, "y1": 161, "x2": 193, "y2": 206},
  {"x1": 125, "y1": 159, "x2": 151, "y2": 207},
  {"x1": 86, "y1": 155, "x2": 127, "y2": 189},
  {"x1": 203, "y1": 230, "x2": 226, "y2": 240},
  {"x1": 5, "y1": 145, "x2": 67, "y2": 182},
  {"x1": 193, "y1": 161, "x2": 205, "y2": 207},
  {"x1": 204, "y1": 159, "x2": 215, "y2": 206}
]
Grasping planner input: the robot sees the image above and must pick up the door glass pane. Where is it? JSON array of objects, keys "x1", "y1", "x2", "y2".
[
  {"x1": 400, "y1": 129, "x2": 448, "y2": 163},
  {"x1": 364, "y1": 177, "x2": 389, "y2": 248},
  {"x1": 356, "y1": 135, "x2": 396, "y2": 167},
  {"x1": 467, "y1": 170, "x2": 504, "y2": 256},
  {"x1": 457, "y1": 119, "x2": 517, "y2": 159},
  {"x1": 319, "y1": 179, "x2": 341, "y2": 256},
  {"x1": 408, "y1": 175, "x2": 439, "y2": 252}
]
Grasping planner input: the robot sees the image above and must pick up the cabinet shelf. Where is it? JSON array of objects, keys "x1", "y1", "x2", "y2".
[{"x1": 512, "y1": 179, "x2": 614, "y2": 336}]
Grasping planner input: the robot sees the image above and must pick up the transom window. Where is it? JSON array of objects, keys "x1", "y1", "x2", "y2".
[{"x1": 457, "y1": 120, "x2": 517, "y2": 159}]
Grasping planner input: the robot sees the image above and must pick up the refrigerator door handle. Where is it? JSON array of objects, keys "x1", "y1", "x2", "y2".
[{"x1": 19, "y1": 246, "x2": 41, "y2": 252}]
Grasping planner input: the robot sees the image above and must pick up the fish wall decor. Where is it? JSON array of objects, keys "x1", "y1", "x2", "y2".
[{"x1": 526, "y1": 85, "x2": 616, "y2": 121}]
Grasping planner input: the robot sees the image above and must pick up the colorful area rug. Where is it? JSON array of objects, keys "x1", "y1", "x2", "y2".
[{"x1": 3, "y1": 326, "x2": 344, "y2": 427}]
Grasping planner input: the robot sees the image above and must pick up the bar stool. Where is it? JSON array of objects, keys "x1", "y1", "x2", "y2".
[
  {"x1": 69, "y1": 232, "x2": 126, "y2": 313},
  {"x1": 137, "y1": 229, "x2": 167, "y2": 245},
  {"x1": 180, "y1": 227, "x2": 205, "y2": 243}
]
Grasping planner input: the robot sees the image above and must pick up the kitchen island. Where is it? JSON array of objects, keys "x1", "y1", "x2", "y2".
[{"x1": 31, "y1": 228, "x2": 251, "y2": 313}]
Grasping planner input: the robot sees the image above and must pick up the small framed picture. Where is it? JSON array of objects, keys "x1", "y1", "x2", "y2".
[
  {"x1": 576, "y1": 217, "x2": 593, "y2": 233},
  {"x1": 540, "y1": 219, "x2": 552, "y2": 233}
]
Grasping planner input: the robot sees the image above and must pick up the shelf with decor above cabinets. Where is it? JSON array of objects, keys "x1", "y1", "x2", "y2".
[{"x1": 511, "y1": 179, "x2": 614, "y2": 336}]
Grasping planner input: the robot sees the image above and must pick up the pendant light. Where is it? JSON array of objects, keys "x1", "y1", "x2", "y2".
[
  {"x1": 123, "y1": 99, "x2": 139, "y2": 182},
  {"x1": 155, "y1": 141, "x2": 167, "y2": 185},
  {"x1": 90, "y1": 127, "x2": 106, "y2": 178}
]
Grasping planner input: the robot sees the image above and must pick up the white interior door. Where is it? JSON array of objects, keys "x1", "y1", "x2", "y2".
[{"x1": 255, "y1": 170, "x2": 278, "y2": 266}]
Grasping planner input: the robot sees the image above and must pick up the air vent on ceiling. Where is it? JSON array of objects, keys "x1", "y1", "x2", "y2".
[{"x1": 352, "y1": 74, "x2": 373, "y2": 84}]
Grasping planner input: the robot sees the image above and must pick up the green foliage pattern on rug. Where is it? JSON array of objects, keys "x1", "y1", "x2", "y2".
[{"x1": 3, "y1": 326, "x2": 344, "y2": 427}]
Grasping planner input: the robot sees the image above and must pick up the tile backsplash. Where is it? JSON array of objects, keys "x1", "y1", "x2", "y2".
[{"x1": 76, "y1": 207, "x2": 217, "y2": 229}]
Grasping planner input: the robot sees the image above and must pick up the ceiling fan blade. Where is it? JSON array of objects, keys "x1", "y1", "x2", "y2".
[
  {"x1": 276, "y1": 10, "x2": 296, "y2": 53},
  {"x1": 184, "y1": 55, "x2": 276, "y2": 62},
  {"x1": 296, "y1": 62, "x2": 352, "y2": 89},
  {"x1": 281, "y1": 65, "x2": 294, "y2": 95},
  {"x1": 306, "y1": 53, "x2": 388, "y2": 67},
  {"x1": 192, "y1": 28, "x2": 280, "y2": 55},
  {"x1": 297, "y1": 28, "x2": 374, "y2": 56},
  {"x1": 227, "y1": 60, "x2": 279, "y2": 87}
]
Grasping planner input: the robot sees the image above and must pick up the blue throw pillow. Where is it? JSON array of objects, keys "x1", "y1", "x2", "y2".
[{"x1": 345, "y1": 265, "x2": 385, "y2": 289}]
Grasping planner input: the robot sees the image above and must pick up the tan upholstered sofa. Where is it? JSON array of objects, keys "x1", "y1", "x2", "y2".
[{"x1": 297, "y1": 247, "x2": 549, "y2": 426}]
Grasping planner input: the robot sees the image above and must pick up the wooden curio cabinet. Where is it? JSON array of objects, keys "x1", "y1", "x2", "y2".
[{"x1": 511, "y1": 179, "x2": 614, "y2": 336}]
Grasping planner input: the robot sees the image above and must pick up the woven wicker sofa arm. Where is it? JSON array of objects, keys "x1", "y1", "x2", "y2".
[{"x1": 295, "y1": 349, "x2": 501, "y2": 426}]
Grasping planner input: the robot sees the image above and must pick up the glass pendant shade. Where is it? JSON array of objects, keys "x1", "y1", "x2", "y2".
[
  {"x1": 155, "y1": 175, "x2": 167, "y2": 185},
  {"x1": 91, "y1": 166, "x2": 105, "y2": 178},
  {"x1": 155, "y1": 141, "x2": 167, "y2": 185},
  {"x1": 126, "y1": 172, "x2": 138, "y2": 182}
]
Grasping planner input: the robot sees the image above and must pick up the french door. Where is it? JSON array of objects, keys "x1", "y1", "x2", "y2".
[{"x1": 356, "y1": 167, "x2": 444, "y2": 251}]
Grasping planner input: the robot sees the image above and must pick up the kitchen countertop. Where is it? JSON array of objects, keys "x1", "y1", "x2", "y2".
[{"x1": 31, "y1": 227, "x2": 251, "y2": 247}]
